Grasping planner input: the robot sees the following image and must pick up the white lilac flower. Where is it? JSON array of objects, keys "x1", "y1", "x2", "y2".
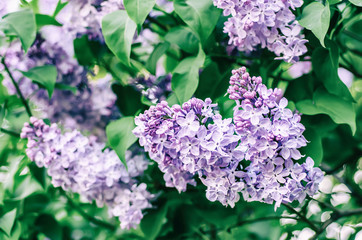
[
  {"x1": 21, "y1": 117, "x2": 153, "y2": 229},
  {"x1": 213, "y1": 0, "x2": 308, "y2": 62}
]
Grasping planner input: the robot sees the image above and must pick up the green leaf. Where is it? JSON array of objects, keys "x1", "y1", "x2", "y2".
[
  {"x1": 195, "y1": 61, "x2": 222, "y2": 99},
  {"x1": 299, "y1": 2, "x2": 330, "y2": 47},
  {"x1": 140, "y1": 205, "x2": 168, "y2": 240},
  {"x1": 312, "y1": 44, "x2": 354, "y2": 102},
  {"x1": 172, "y1": 47, "x2": 205, "y2": 103},
  {"x1": 73, "y1": 35, "x2": 96, "y2": 66},
  {"x1": 166, "y1": 93, "x2": 179, "y2": 105},
  {"x1": 328, "y1": 0, "x2": 342, "y2": 4},
  {"x1": 102, "y1": 10, "x2": 137, "y2": 66},
  {"x1": 301, "y1": 128, "x2": 323, "y2": 166},
  {"x1": 112, "y1": 84, "x2": 144, "y2": 116},
  {"x1": 164, "y1": 26, "x2": 199, "y2": 54},
  {"x1": 35, "y1": 14, "x2": 62, "y2": 29},
  {"x1": 174, "y1": 0, "x2": 221, "y2": 44},
  {"x1": 349, "y1": 0, "x2": 362, "y2": 7},
  {"x1": 146, "y1": 42, "x2": 170, "y2": 75},
  {"x1": 0, "y1": 209, "x2": 17, "y2": 236},
  {"x1": 21, "y1": 65, "x2": 57, "y2": 98},
  {"x1": 54, "y1": 83, "x2": 77, "y2": 94},
  {"x1": 106, "y1": 117, "x2": 137, "y2": 167},
  {"x1": 12, "y1": 174, "x2": 43, "y2": 200},
  {"x1": 296, "y1": 88, "x2": 356, "y2": 134},
  {"x1": 35, "y1": 214, "x2": 62, "y2": 240},
  {"x1": 0, "y1": 10, "x2": 36, "y2": 52},
  {"x1": 53, "y1": 0, "x2": 68, "y2": 17},
  {"x1": 124, "y1": 0, "x2": 156, "y2": 31},
  {"x1": 0, "y1": 102, "x2": 6, "y2": 127}
]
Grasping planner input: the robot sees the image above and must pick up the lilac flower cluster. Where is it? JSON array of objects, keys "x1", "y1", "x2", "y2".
[
  {"x1": 213, "y1": 0, "x2": 308, "y2": 62},
  {"x1": 1, "y1": 36, "x2": 117, "y2": 139},
  {"x1": 51, "y1": 0, "x2": 124, "y2": 41},
  {"x1": 131, "y1": 74, "x2": 172, "y2": 104},
  {"x1": 134, "y1": 67, "x2": 323, "y2": 209},
  {"x1": 133, "y1": 98, "x2": 244, "y2": 202},
  {"x1": 21, "y1": 117, "x2": 153, "y2": 229},
  {"x1": 228, "y1": 67, "x2": 323, "y2": 208}
]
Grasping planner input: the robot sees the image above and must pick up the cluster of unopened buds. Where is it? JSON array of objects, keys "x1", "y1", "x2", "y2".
[{"x1": 134, "y1": 67, "x2": 323, "y2": 209}]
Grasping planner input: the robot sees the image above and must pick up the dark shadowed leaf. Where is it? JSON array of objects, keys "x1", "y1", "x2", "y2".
[
  {"x1": 312, "y1": 44, "x2": 354, "y2": 102},
  {"x1": 301, "y1": 128, "x2": 323, "y2": 166},
  {"x1": 35, "y1": 214, "x2": 62, "y2": 240},
  {"x1": 112, "y1": 84, "x2": 144, "y2": 116},
  {"x1": 141, "y1": 204, "x2": 168, "y2": 240}
]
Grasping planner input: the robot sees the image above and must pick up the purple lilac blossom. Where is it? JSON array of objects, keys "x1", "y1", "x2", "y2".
[
  {"x1": 227, "y1": 67, "x2": 323, "y2": 209},
  {"x1": 134, "y1": 67, "x2": 324, "y2": 209},
  {"x1": 54, "y1": 0, "x2": 124, "y2": 41},
  {"x1": 21, "y1": 117, "x2": 153, "y2": 229},
  {"x1": 0, "y1": 36, "x2": 117, "y2": 139},
  {"x1": 133, "y1": 98, "x2": 245, "y2": 206},
  {"x1": 213, "y1": 0, "x2": 308, "y2": 62},
  {"x1": 131, "y1": 74, "x2": 172, "y2": 104}
]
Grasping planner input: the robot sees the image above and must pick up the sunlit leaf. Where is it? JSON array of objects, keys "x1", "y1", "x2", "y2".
[
  {"x1": 124, "y1": 0, "x2": 156, "y2": 31},
  {"x1": 0, "y1": 9, "x2": 36, "y2": 52},
  {"x1": 172, "y1": 46, "x2": 205, "y2": 103},
  {"x1": 299, "y1": 2, "x2": 330, "y2": 47},
  {"x1": 106, "y1": 117, "x2": 137, "y2": 167},
  {"x1": 21, "y1": 65, "x2": 57, "y2": 98},
  {"x1": 102, "y1": 10, "x2": 137, "y2": 65},
  {"x1": 0, "y1": 209, "x2": 17, "y2": 236}
]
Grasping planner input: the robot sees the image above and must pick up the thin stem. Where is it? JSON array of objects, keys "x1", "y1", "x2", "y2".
[
  {"x1": 0, "y1": 128, "x2": 21, "y2": 138},
  {"x1": 205, "y1": 215, "x2": 307, "y2": 235},
  {"x1": 320, "y1": 149, "x2": 362, "y2": 175},
  {"x1": 1, "y1": 57, "x2": 33, "y2": 117},
  {"x1": 227, "y1": 216, "x2": 301, "y2": 231},
  {"x1": 282, "y1": 203, "x2": 320, "y2": 232},
  {"x1": 62, "y1": 192, "x2": 116, "y2": 231}
]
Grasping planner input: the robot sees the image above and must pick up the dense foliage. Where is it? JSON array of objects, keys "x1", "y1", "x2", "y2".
[{"x1": 0, "y1": 0, "x2": 361, "y2": 239}]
